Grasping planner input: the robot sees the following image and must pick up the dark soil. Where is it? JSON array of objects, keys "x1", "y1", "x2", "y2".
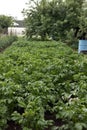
[
  {"x1": 5, "y1": 111, "x2": 63, "y2": 130},
  {"x1": 0, "y1": 43, "x2": 12, "y2": 53},
  {"x1": 6, "y1": 121, "x2": 22, "y2": 130},
  {"x1": 45, "y1": 111, "x2": 63, "y2": 130},
  {"x1": 0, "y1": 48, "x2": 5, "y2": 52}
]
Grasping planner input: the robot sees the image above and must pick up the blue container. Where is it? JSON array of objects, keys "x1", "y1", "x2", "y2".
[{"x1": 78, "y1": 40, "x2": 87, "y2": 53}]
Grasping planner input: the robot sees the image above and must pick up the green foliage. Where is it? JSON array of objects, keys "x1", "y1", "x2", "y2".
[
  {"x1": 0, "y1": 36, "x2": 18, "y2": 51},
  {"x1": 23, "y1": 0, "x2": 87, "y2": 44},
  {"x1": 0, "y1": 15, "x2": 13, "y2": 34},
  {"x1": 0, "y1": 40, "x2": 87, "y2": 129},
  {"x1": 23, "y1": 0, "x2": 67, "y2": 40},
  {"x1": 76, "y1": 16, "x2": 87, "y2": 39}
]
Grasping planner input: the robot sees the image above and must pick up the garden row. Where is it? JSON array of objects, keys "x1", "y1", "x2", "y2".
[
  {"x1": 0, "y1": 35, "x2": 18, "y2": 52},
  {"x1": 0, "y1": 40, "x2": 87, "y2": 130}
]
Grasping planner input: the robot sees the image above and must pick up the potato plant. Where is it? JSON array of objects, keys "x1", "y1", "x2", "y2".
[
  {"x1": 0, "y1": 40, "x2": 87, "y2": 130},
  {"x1": 0, "y1": 35, "x2": 18, "y2": 51}
]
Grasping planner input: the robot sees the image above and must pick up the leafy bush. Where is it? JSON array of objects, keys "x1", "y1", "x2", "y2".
[
  {"x1": 23, "y1": 0, "x2": 86, "y2": 45},
  {"x1": 0, "y1": 40, "x2": 87, "y2": 130}
]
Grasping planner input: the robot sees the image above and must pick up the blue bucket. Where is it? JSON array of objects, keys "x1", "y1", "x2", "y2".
[{"x1": 78, "y1": 40, "x2": 87, "y2": 53}]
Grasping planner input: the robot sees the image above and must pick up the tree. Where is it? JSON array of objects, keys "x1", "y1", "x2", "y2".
[
  {"x1": 23, "y1": 0, "x2": 86, "y2": 41},
  {"x1": 0, "y1": 15, "x2": 13, "y2": 34}
]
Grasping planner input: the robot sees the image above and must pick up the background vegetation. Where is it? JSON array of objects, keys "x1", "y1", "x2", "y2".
[
  {"x1": 23, "y1": 0, "x2": 87, "y2": 47},
  {"x1": 0, "y1": 15, "x2": 13, "y2": 34},
  {"x1": 0, "y1": 36, "x2": 18, "y2": 52}
]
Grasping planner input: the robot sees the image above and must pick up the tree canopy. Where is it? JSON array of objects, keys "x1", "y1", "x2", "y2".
[
  {"x1": 0, "y1": 15, "x2": 13, "y2": 34},
  {"x1": 23, "y1": 0, "x2": 87, "y2": 42}
]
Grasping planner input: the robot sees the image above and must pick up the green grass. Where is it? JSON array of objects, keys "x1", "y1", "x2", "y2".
[{"x1": 0, "y1": 40, "x2": 87, "y2": 130}]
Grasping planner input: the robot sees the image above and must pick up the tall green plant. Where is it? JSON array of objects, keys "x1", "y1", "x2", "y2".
[
  {"x1": 23, "y1": 0, "x2": 86, "y2": 42},
  {"x1": 0, "y1": 15, "x2": 13, "y2": 34}
]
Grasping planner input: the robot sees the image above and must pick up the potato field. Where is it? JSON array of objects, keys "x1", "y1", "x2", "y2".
[{"x1": 0, "y1": 40, "x2": 87, "y2": 130}]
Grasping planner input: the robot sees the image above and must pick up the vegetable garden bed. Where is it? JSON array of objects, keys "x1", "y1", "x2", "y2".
[
  {"x1": 0, "y1": 35, "x2": 18, "y2": 52},
  {"x1": 0, "y1": 40, "x2": 87, "y2": 130}
]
